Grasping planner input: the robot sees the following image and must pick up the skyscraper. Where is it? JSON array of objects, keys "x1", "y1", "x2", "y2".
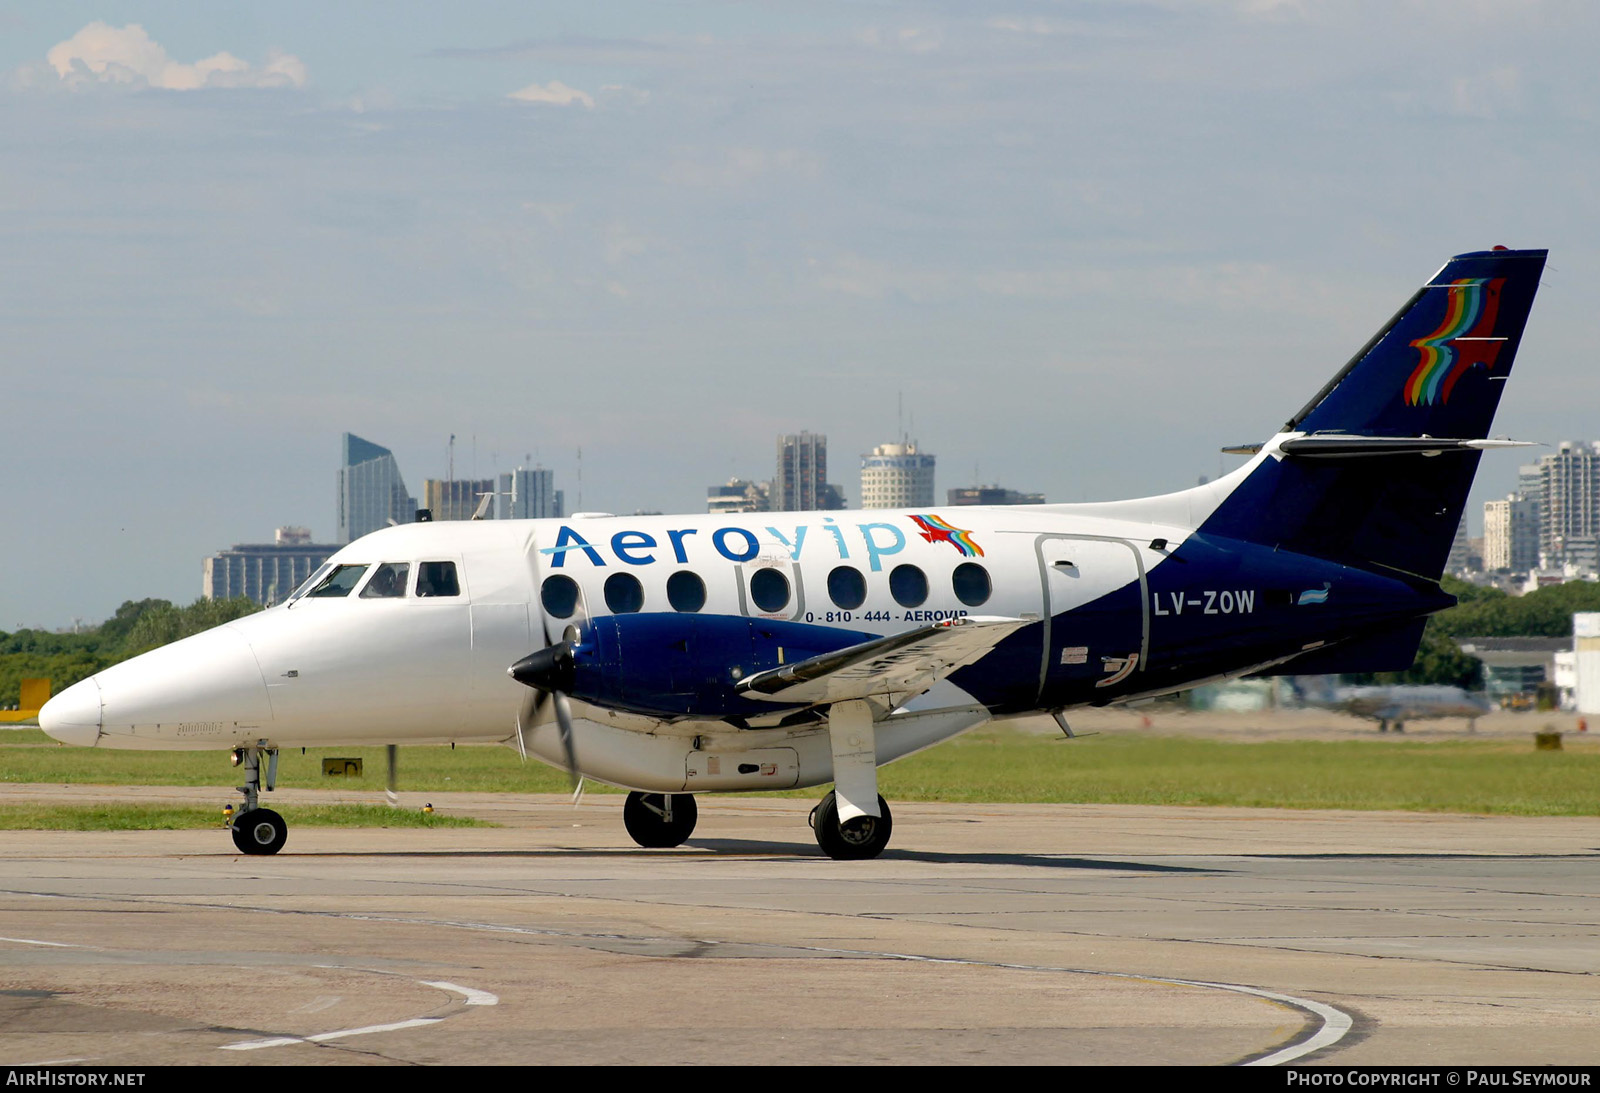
[
  {"x1": 1534, "y1": 441, "x2": 1600, "y2": 568},
  {"x1": 860, "y1": 441, "x2": 936, "y2": 509},
  {"x1": 337, "y1": 433, "x2": 416, "y2": 543},
  {"x1": 1483, "y1": 495, "x2": 1539, "y2": 572},
  {"x1": 774, "y1": 433, "x2": 845, "y2": 511},
  {"x1": 423, "y1": 478, "x2": 497, "y2": 521},
  {"x1": 497, "y1": 467, "x2": 564, "y2": 519}
]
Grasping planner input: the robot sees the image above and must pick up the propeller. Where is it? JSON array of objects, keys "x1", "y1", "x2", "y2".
[
  {"x1": 509, "y1": 639, "x2": 581, "y2": 787},
  {"x1": 511, "y1": 529, "x2": 586, "y2": 789}
]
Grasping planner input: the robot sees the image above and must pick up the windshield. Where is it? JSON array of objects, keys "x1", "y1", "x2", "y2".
[
  {"x1": 286, "y1": 563, "x2": 334, "y2": 604},
  {"x1": 304, "y1": 564, "x2": 370, "y2": 599}
]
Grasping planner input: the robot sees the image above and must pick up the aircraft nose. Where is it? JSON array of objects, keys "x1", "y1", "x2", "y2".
[{"x1": 39, "y1": 677, "x2": 102, "y2": 747}]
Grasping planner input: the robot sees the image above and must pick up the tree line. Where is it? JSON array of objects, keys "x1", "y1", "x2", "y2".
[{"x1": 1, "y1": 598, "x2": 262, "y2": 708}]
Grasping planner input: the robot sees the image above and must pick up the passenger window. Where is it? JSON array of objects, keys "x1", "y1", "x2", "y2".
[
  {"x1": 667, "y1": 571, "x2": 706, "y2": 613},
  {"x1": 827, "y1": 566, "x2": 867, "y2": 610},
  {"x1": 306, "y1": 564, "x2": 369, "y2": 598},
  {"x1": 541, "y1": 575, "x2": 581, "y2": 619},
  {"x1": 359, "y1": 562, "x2": 410, "y2": 599},
  {"x1": 750, "y1": 568, "x2": 791, "y2": 613},
  {"x1": 889, "y1": 564, "x2": 928, "y2": 608},
  {"x1": 417, "y1": 561, "x2": 460, "y2": 597},
  {"x1": 952, "y1": 562, "x2": 991, "y2": 607},
  {"x1": 604, "y1": 573, "x2": 645, "y2": 613}
]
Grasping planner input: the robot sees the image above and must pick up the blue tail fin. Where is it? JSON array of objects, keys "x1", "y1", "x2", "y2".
[{"x1": 1202, "y1": 247, "x2": 1546, "y2": 580}]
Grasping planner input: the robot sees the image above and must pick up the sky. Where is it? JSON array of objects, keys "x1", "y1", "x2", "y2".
[{"x1": 3, "y1": 1, "x2": 1598, "y2": 628}]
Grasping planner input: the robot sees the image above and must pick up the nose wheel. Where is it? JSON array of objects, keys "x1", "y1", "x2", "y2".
[
  {"x1": 231, "y1": 808, "x2": 287, "y2": 855},
  {"x1": 809, "y1": 790, "x2": 893, "y2": 860},
  {"x1": 227, "y1": 743, "x2": 286, "y2": 856},
  {"x1": 622, "y1": 791, "x2": 698, "y2": 848}
]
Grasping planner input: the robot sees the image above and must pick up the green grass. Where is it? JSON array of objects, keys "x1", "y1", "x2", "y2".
[
  {"x1": 0, "y1": 802, "x2": 490, "y2": 831},
  {"x1": 870, "y1": 731, "x2": 1600, "y2": 816},
  {"x1": 0, "y1": 730, "x2": 582, "y2": 793},
  {"x1": 4, "y1": 728, "x2": 1598, "y2": 818}
]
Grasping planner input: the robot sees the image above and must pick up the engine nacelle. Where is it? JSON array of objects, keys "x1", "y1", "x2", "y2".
[{"x1": 563, "y1": 613, "x2": 872, "y2": 720}]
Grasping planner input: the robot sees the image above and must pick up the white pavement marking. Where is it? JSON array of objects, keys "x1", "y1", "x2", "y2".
[
  {"x1": 217, "y1": 978, "x2": 495, "y2": 1052},
  {"x1": 420, "y1": 980, "x2": 499, "y2": 1006},
  {"x1": 821, "y1": 948, "x2": 1356, "y2": 1066},
  {"x1": 286, "y1": 910, "x2": 1353, "y2": 1065},
  {"x1": 0, "y1": 936, "x2": 84, "y2": 947},
  {"x1": 221, "y1": 1018, "x2": 442, "y2": 1051}
]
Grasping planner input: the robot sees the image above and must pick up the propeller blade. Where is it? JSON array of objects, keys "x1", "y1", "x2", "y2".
[
  {"x1": 513, "y1": 689, "x2": 541, "y2": 761},
  {"x1": 553, "y1": 690, "x2": 579, "y2": 789}
]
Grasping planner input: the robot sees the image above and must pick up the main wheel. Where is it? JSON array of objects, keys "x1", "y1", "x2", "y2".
[
  {"x1": 812, "y1": 791, "x2": 892, "y2": 860},
  {"x1": 622, "y1": 792, "x2": 698, "y2": 848},
  {"x1": 231, "y1": 808, "x2": 287, "y2": 856}
]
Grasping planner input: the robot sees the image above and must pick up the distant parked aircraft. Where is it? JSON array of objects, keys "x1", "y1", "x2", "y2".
[{"x1": 1290, "y1": 678, "x2": 1491, "y2": 732}]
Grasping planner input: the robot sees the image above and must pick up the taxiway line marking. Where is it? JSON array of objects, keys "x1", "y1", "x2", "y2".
[
  {"x1": 0, "y1": 936, "x2": 83, "y2": 948},
  {"x1": 220, "y1": 1017, "x2": 442, "y2": 1051},
  {"x1": 419, "y1": 980, "x2": 499, "y2": 1006}
]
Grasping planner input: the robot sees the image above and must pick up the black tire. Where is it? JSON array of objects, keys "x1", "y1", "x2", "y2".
[
  {"x1": 231, "y1": 808, "x2": 287, "y2": 856},
  {"x1": 622, "y1": 792, "x2": 698, "y2": 848},
  {"x1": 812, "y1": 791, "x2": 892, "y2": 860}
]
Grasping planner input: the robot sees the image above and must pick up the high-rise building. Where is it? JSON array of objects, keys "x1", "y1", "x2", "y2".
[
  {"x1": 707, "y1": 478, "x2": 770, "y2": 515},
  {"x1": 1534, "y1": 441, "x2": 1600, "y2": 568},
  {"x1": 497, "y1": 467, "x2": 564, "y2": 520},
  {"x1": 860, "y1": 441, "x2": 935, "y2": 510},
  {"x1": 774, "y1": 432, "x2": 846, "y2": 512},
  {"x1": 1446, "y1": 514, "x2": 1472, "y2": 574},
  {"x1": 1483, "y1": 495, "x2": 1539, "y2": 572},
  {"x1": 423, "y1": 478, "x2": 497, "y2": 521},
  {"x1": 947, "y1": 486, "x2": 1046, "y2": 506},
  {"x1": 337, "y1": 433, "x2": 416, "y2": 543},
  {"x1": 203, "y1": 527, "x2": 339, "y2": 606}
]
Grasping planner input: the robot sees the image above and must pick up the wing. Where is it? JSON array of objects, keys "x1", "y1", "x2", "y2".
[{"x1": 734, "y1": 616, "x2": 1033, "y2": 708}]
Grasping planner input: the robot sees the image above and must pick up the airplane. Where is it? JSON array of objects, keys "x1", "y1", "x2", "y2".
[
  {"x1": 39, "y1": 246, "x2": 1546, "y2": 860},
  {"x1": 1288, "y1": 677, "x2": 1492, "y2": 733}
]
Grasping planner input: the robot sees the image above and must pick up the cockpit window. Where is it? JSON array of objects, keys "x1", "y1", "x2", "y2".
[
  {"x1": 417, "y1": 561, "x2": 461, "y2": 597},
  {"x1": 359, "y1": 562, "x2": 410, "y2": 599},
  {"x1": 305, "y1": 564, "x2": 369, "y2": 599},
  {"x1": 288, "y1": 562, "x2": 334, "y2": 603}
]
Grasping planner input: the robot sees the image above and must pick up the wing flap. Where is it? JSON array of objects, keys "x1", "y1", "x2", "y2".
[{"x1": 735, "y1": 616, "x2": 1033, "y2": 706}]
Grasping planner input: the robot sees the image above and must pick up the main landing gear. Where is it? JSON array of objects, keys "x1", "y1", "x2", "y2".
[
  {"x1": 810, "y1": 698, "x2": 894, "y2": 860},
  {"x1": 809, "y1": 791, "x2": 893, "y2": 860},
  {"x1": 229, "y1": 744, "x2": 287, "y2": 855},
  {"x1": 623, "y1": 791, "x2": 698, "y2": 848}
]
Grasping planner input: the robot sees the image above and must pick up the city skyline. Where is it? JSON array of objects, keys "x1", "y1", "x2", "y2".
[{"x1": 5, "y1": 5, "x2": 1598, "y2": 626}]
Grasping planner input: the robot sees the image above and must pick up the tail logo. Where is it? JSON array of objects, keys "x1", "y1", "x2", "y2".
[
  {"x1": 1403, "y1": 277, "x2": 1506, "y2": 406},
  {"x1": 908, "y1": 514, "x2": 984, "y2": 557}
]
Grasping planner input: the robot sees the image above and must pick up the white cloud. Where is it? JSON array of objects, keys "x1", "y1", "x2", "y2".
[
  {"x1": 44, "y1": 22, "x2": 307, "y2": 90},
  {"x1": 507, "y1": 80, "x2": 594, "y2": 107}
]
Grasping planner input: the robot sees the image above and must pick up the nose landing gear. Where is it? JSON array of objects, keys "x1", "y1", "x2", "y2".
[{"x1": 229, "y1": 743, "x2": 287, "y2": 856}]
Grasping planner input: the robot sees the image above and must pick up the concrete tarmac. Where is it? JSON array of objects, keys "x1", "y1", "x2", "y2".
[{"x1": 0, "y1": 787, "x2": 1597, "y2": 1067}]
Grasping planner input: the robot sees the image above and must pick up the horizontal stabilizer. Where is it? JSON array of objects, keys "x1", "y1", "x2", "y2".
[
  {"x1": 1278, "y1": 435, "x2": 1535, "y2": 459},
  {"x1": 736, "y1": 616, "x2": 1032, "y2": 707}
]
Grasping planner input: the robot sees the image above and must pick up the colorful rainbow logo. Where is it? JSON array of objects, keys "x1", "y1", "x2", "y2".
[
  {"x1": 1402, "y1": 277, "x2": 1505, "y2": 406},
  {"x1": 908, "y1": 514, "x2": 984, "y2": 557}
]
